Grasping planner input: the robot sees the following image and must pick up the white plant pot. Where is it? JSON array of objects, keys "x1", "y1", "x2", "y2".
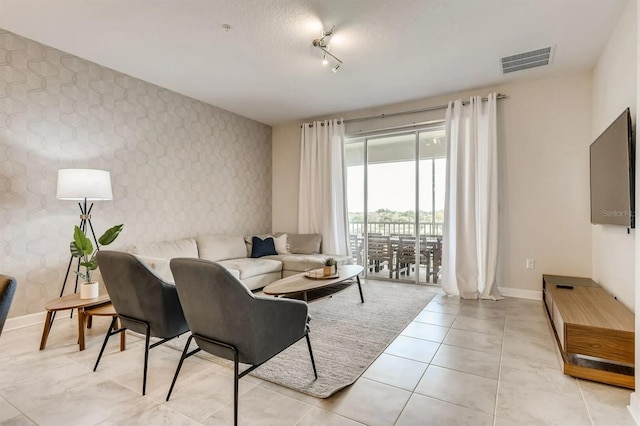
[{"x1": 80, "y1": 282, "x2": 99, "y2": 299}]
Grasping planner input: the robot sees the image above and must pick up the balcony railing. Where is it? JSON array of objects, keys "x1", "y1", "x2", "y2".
[{"x1": 349, "y1": 221, "x2": 443, "y2": 237}]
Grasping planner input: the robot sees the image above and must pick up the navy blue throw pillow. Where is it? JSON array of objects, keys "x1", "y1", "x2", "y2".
[{"x1": 250, "y1": 236, "x2": 278, "y2": 258}]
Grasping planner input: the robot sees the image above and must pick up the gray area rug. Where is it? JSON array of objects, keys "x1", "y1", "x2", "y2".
[{"x1": 166, "y1": 280, "x2": 436, "y2": 398}]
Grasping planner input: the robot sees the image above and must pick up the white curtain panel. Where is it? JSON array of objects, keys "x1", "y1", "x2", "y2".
[
  {"x1": 298, "y1": 119, "x2": 349, "y2": 256},
  {"x1": 442, "y1": 94, "x2": 502, "y2": 300}
]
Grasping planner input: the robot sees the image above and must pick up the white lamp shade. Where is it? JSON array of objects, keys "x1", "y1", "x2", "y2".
[{"x1": 56, "y1": 169, "x2": 113, "y2": 200}]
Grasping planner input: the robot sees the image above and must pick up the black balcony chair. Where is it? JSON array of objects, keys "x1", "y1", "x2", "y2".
[
  {"x1": 166, "y1": 258, "x2": 317, "y2": 426},
  {"x1": 95, "y1": 251, "x2": 189, "y2": 395},
  {"x1": 0, "y1": 274, "x2": 17, "y2": 336}
]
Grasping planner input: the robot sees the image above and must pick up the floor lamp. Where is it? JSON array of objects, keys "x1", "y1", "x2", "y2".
[{"x1": 57, "y1": 169, "x2": 113, "y2": 298}]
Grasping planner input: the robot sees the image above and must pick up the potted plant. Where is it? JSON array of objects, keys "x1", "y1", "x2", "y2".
[
  {"x1": 70, "y1": 224, "x2": 123, "y2": 299},
  {"x1": 323, "y1": 257, "x2": 337, "y2": 276}
]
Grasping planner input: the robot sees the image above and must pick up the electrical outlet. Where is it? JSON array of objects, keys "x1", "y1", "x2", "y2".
[{"x1": 526, "y1": 258, "x2": 535, "y2": 269}]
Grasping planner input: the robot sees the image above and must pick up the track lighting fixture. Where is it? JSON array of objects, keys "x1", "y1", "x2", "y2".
[{"x1": 312, "y1": 25, "x2": 343, "y2": 72}]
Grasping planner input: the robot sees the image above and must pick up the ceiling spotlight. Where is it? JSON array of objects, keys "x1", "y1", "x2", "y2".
[{"x1": 312, "y1": 25, "x2": 343, "y2": 71}]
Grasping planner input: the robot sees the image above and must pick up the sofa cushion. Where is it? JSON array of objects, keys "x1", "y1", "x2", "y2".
[
  {"x1": 245, "y1": 234, "x2": 289, "y2": 255},
  {"x1": 273, "y1": 234, "x2": 289, "y2": 254},
  {"x1": 287, "y1": 233, "x2": 322, "y2": 254},
  {"x1": 130, "y1": 238, "x2": 198, "y2": 259},
  {"x1": 244, "y1": 234, "x2": 271, "y2": 256},
  {"x1": 250, "y1": 236, "x2": 278, "y2": 258},
  {"x1": 276, "y1": 254, "x2": 325, "y2": 272},
  {"x1": 197, "y1": 235, "x2": 247, "y2": 262},
  {"x1": 216, "y1": 258, "x2": 282, "y2": 279},
  {"x1": 242, "y1": 272, "x2": 282, "y2": 291},
  {"x1": 265, "y1": 254, "x2": 351, "y2": 273},
  {"x1": 134, "y1": 254, "x2": 175, "y2": 284},
  {"x1": 224, "y1": 267, "x2": 241, "y2": 280}
]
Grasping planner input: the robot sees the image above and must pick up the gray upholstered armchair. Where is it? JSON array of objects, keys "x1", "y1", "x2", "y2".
[
  {"x1": 95, "y1": 251, "x2": 189, "y2": 395},
  {"x1": 0, "y1": 274, "x2": 17, "y2": 336},
  {"x1": 166, "y1": 258, "x2": 317, "y2": 426}
]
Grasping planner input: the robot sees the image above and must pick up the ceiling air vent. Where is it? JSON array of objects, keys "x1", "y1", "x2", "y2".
[{"x1": 501, "y1": 46, "x2": 553, "y2": 74}]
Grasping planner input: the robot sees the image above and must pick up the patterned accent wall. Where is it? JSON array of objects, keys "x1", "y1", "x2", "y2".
[{"x1": 0, "y1": 29, "x2": 272, "y2": 317}]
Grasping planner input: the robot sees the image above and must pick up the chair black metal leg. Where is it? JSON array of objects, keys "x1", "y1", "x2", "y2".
[
  {"x1": 166, "y1": 335, "x2": 194, "y2": 401},
  {"x1": 305, "y1": 333, "x2": 318, "y2": 380},
  {"x1": 356, "y1": 275, "x2": 364, "y2": 303},
  {"x1": 143, "y1": 323, "x2": 151, "y2": 395},
  {"x1": 102, "y1": 314, "x2": 170, "y2": 396},
  {"x1": 93, "y1": 316, "x2": 117, "y2": 372},
  {"x1": 233, "y1": 351, "x2": 239, "y2": 426},
  {"x1": 166, "y1": 333, "x2": 244, "y2": 421}
]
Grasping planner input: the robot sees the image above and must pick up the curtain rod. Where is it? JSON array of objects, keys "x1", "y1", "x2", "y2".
[
  {"x1": 345, "y1": 93, "x2": 507, "y2": 124},
  {"x1": 302, "y1": 120, "x2": 343, "y2": 128},
  {"x1": 348, "y1": 119, "x2": 445, "y2": 137},
  {"x1": 301, "y1": 93, "x2": 507, "y2": 127}
]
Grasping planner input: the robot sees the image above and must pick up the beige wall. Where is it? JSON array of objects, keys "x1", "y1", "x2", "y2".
[
  {"x1": 0, "y1": 29, "x2": 272, "y2": 318},
  {"x1": 591, "y1": 0, "x2": 637, "y2": 311},
  {"x1": 273, "y1": 73, "x2": 594, "y2": 295},
  {"x1": 272, "y1": 123, "x2": 300, "y2": 233}
]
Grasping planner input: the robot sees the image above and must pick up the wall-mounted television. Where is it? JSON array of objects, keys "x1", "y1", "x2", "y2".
[{"x1": 590, "y1": 108, "x2": 635, "y2": 228}]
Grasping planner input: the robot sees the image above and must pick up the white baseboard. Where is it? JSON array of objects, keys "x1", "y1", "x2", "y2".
[
  {"x1": 4, "y1": 311, "x2": 47, "y2": 332},
  {"x1": 628, "y1": 392, "x2": 640, "y2": 425},
  {"x1": 498, "y1": 286, "x2": 542, "y2": 300}
]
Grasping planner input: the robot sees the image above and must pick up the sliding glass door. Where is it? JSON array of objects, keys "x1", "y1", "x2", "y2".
[
  {"x1": 418, "y1": 132, "x2": 446, "y2": 284},
  {"x1": 345, "y1": 125, "x2": 445, "y2": 285}
]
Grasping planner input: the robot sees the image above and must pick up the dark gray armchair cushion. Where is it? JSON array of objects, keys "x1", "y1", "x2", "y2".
[
  {"x1": 96, "y1": 251, "x2": 189, "y2": 338},
  {"x1": 0, "y1": 274, "x2": 17, "y2": 336},
  {"x1": 170, "y1": 258, "x2": 308, "y2": 365}
]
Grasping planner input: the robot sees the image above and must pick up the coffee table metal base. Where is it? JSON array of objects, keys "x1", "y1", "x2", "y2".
[{"x1": 299, "y1": 276, "x2": 363, "y2": 303}]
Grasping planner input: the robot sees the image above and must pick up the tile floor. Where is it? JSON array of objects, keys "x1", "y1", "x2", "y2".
[{"x1": 0, "y1": 287, "x2": 636, "y2": 425}]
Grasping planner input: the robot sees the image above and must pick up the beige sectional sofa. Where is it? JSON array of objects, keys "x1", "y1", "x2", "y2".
[{"x1": 129, "y1": 233, "x2": 351, "y2": 291}]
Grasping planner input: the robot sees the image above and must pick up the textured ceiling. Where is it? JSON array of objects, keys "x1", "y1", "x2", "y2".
[{"x1": 0, "y1": 0, "x2": 629, "y2": 125}]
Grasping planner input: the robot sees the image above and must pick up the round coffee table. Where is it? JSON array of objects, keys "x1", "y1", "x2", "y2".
[{"x1": 264, "y1": 264, "x2": 364, "y2": 303}]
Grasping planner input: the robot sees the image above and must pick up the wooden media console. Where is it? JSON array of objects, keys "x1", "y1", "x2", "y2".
[{"x1": 542, "y1": 274, "x2": 635, "y2": 389}]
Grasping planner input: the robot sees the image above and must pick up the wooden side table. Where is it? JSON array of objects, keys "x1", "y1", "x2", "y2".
[
  {"x1": 85, "y1": 302, "x2": 125, "y2": 351},
  {"x1": 39, "y1": 292, "x2": 110, "y2": 351}
]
